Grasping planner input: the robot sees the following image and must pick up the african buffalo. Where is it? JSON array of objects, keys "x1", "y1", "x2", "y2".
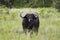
[{"x1": 20, "y1": 12, "x2": 39, "y2": 36}]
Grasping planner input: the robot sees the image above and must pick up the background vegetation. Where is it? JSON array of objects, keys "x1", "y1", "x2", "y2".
[{"x1": 0, "y1": 0, "x2": 60, "y2": 11}]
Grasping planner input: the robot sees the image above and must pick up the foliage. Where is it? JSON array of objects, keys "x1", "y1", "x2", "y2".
[
  {"x1": 13, "y1": 0, "x2": 53, "y2": 8},
  {"x1": 38, "y1": 8, "x2": 57, "y2": 18},
  {"x1": 0, "y1": 0, "x2": 56, "y2": 7},
  {"x1": 0, "y1": 0, "x2": 60, "y2": 11}
]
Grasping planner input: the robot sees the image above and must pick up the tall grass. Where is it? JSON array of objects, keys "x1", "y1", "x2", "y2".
[{"x1": 0, "y1": 8, "x2": 60, "y2": 40}]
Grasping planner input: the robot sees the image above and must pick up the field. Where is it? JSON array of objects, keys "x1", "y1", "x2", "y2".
[{"x1": 0, "y1": 8, "x2": 60, "y2": 40}]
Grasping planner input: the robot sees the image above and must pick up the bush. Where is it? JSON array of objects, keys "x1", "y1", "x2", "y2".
[{"x1": 38, "y1": 8, "x2": 57, "y2": 18}]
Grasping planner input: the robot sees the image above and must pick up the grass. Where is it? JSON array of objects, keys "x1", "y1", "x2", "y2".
[{"x1": 0, "y1": 8, "x2": 60, "y2": 40}]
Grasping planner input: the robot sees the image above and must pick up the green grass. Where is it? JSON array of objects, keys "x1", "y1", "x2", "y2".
[{"x1": 0, "y1": 8, "x2": 60, "y2": 40}]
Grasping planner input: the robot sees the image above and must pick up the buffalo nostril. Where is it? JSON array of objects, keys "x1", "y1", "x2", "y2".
[{"x1": 28, "y1": 19, "x2": 31, "y2": 22}]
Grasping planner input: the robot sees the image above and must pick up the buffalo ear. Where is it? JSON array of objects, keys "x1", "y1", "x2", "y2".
[
  {"x1": 34, "y1": 14, "x2": 38, "y2": 19},
  {"x1": 33, "y1": 12, "x2": 38, "y2": 19},
  {"x1": 23, "y1": 15, "x2": 27, "y2": 19}
]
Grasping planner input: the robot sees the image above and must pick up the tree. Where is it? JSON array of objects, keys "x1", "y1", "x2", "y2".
[{"x1": 0, "y1": 0, "x2": 14, "y2": 8}]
